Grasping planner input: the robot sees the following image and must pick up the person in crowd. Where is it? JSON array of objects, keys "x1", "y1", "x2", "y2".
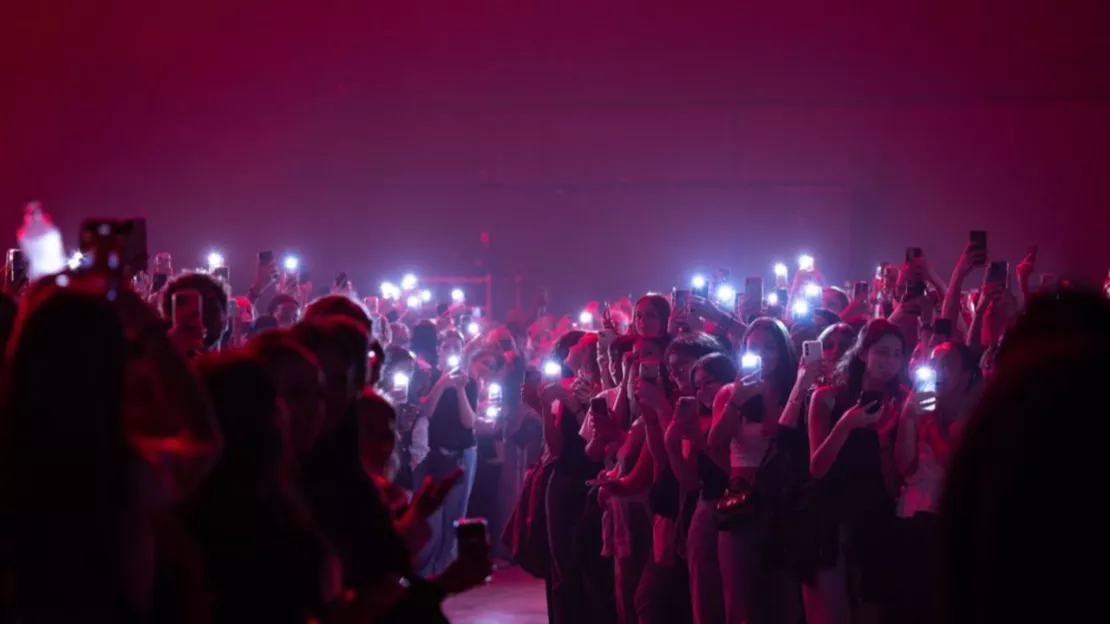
[
  {"x1": 538, "y1": 330, "x2": 605, "y2": 623},
  {"x1": 268, "y1": 294, "x2": 301, "y2": 328},
  {"x1": 666, "y1": 352, "x2": 734, "y2": 624},
  {"x1": 249, "y1": 330, "x2": 328, "y2": 470},
  {"x1": 892, "y1": 341, "x2": 980, "y2": 624},
  {"x1": 160, "y1": 272, "x2": 230, "y2": 352},
  {"x1": 184, "y1": 351, "x2": 338, "y2": 623},
  {"x1": 939, "y1": 288, "x2": 1110, "y2": 624},
  {"x1": 378, "y1": 345, "x2": 426, "y2": 492},
  {"x1": 804, "y1": 319, "x2": 907, "y2": 624},
  {"x1": 707, "y1": 317, "x2": 800, "y2": 624},
  {"x1": 413, "y1": 328, "x2": 481, "y2": 577}
]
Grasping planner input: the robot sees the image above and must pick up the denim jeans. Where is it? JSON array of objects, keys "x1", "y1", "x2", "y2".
[
  {"x1": 413, "y1": 446, "x2": 478, "y2": 577},
  {"x1": 687, "y1": 499, "x2": 725, "y2": 624}
]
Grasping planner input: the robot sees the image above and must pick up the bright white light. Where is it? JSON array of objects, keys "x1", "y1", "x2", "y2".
[
  {"x1": 447, "y1": 354, "x2": 461, "y2": 369},
  {"x1": 380, "y1": 282, "x2": 400, "y2": 300},
  {"x1": 406, "y1": 295, "x2": 421, "y2": 308},
  {"x1": 401, "y1": 274, "x2": 418, "y2": 290},
  {"x1": 393, "y1": 373, "x2": 410, "y2": 390},
  {"x1": 451, "y1": 288, "x2": 465, "y2": 303},
  {"x1": 792, "y1": 300, "x2": 810, "y2": 316},
  {"x1": 543, "y1": 361, "x2": 562, "y2": 377},
  {"x1": 716, "y1": 283, "x2": 736, "y2": 305},
  {"x1": 798, "y1": 255, "x2": 815, "y2": 271},
  {"x1": 766, "y1": 292, "x2": 780, "y2": 306},
  {"x1": 207, "y1": 252, "x2": 224, "y2": 269},
  {"x1": 420, "y1": 289, "x2": 433, "y2": 303},
  {"x1": 283, "y1": 256, "x2": 299, "y2": 271},
  {"x1": 916, "y1": 366, "x2": 936, "y2": 381},
  {"x1": 804, "y1": 283, "x2": 822, "y2": 298},
  {"x1": 774, "y1": 263, "x2": 788, "y2": 277},
  {"x1": 485, "y1": 405, "x2": 500, "y2": 420},
  {"x1": 579, "y1": 310, "x2": 593, "y2": 325},
  {"x1": 67, "y1": 251, "x2": 83, "y2": 270},
  {"x1": 691, "y1": 274, "x2": 708, "y2": 289},
  {"x1": 741, "y1": 353, "x2": 761, "y2": 370},
  {"x1": 467, "y1": 321, "x2": 480, "y2": 336},
  {"x1": 488, "y1": 383, "x2": 502, "y2": 398}
]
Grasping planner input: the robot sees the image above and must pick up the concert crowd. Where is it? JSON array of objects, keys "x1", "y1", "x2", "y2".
[{"x1": 0, "y1": 204, "x2": 1104, "y2": 624}]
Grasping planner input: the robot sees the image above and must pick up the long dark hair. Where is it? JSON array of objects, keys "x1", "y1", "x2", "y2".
[
  {"x1": 635, "y1": 294, "x2": 672, "y2": 341},
  {"x1": 743, "y1": 317, "x2": 797, "y2": 406},
  {"x1": 834, "y1": 318, "x2": 908, "y2": 403}
]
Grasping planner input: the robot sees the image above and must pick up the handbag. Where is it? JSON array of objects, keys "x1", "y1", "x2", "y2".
[{"x1": 714, "y1": 440, "x2": 776, "y2": 531}]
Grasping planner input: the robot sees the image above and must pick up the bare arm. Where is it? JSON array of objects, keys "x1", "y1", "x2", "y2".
[
  {"x1": 542, "y1": 401, "x2": 563, "y2": 458},
  {"x1": 893, "y1": 409, "x2": 919, "y2": 478},
  {"x1": 664, "y1": 421, "x2": 699, "y2": 490},
  {"x1": 808, "y1": 387, "x2": 852, "y2": 479},
  {"x1": 606, "y1": 444, "x2": 655, "y2": 497},
  {"x1": 707, "y1": 384, "x2": 738, "y2": 472},
  {"x1": 456, "y1": 383, "x2": 478, "y2": 429}
]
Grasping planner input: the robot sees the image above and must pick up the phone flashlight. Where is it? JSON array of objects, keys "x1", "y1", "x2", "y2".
[
  {"x1": 67, "y1": 250, "x2": 84, "y2": 270},
  {"x1": 447, "y1": 354, "x2": 461, "y2": 369},
  {"x1": 792, "y1": 299, "x2": 810, "y2": 316},
  {"x1": 915, "y1": 366, "x2": 937, "y2": 393},
  {"x1": 488, "y1": 383, "x2": 502, "y2": 400},
  {"x1": 766, "y1": 292, "x2": 780, "y2": 306},
  {"x1": 420, "y1": 289, "x2": 433, "y2": 303},
  {"x1": 467, "y1": 321, "x2": 481, "y2": 336},
  {"x1": 798, "y1": 255, "x2": 815, "y2": 271},
  {"x1": 392, "y1": 372, "x2": 410, "y2": 391},
  {"x1": 804, "y1": 283, "x2": 822, "y2": 298},
  {"x1": 380, "y1": 282, "x2": 400, "y2": 299},
  {"x1": 740, "y1": 352, "x2": 762, "y2": 372},
  {"x1": 451, "y1": 288, "x2": 465, "y2": 303},
  {"x1": 283, "y1": 256, "x2": 299, "y2": 272},
  {"x1": 715, "y1": 283, "x2": 736, "y2": 305},
  {"x1": 406, "y1": 295, "x2": 421, "y2": 308},
  {"x1": 207, "y1": 252, "x2": 224, "y2": 269},
  {"x1": 691, "y1": 274, "x2": 708, "y2": 289},
  {"x1": 484, "y1": 405, "x2": 500, "y2": 420},
  {"x1": 579, "y1": 310, "x2": 593, "y2": 325},
  {"x1": 401, "y1": 274, "x2": 418, "y2": 290},
  {"x1": 773, "y1": 263, "x2": 788, "y2": 278},
  {"x1": 543, "y1": 360, "x2": 562, "y2": 377}
]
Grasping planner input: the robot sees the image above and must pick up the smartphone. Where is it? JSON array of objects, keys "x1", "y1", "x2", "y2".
[
  {"x1": 172, "y1": 290, "x2": 204, "y2": 329},
  {"x1": 639, "y1": 360, "x2": 660, "y2": 380},
  {"x1": 601, "y1": 301, "x2": 614, "y2": 329},
  {"x1": 904, "y1": 280, "x2": 926, "y2": 299},
  {"x1": 744, "y1": 277, "x2": 763, "y2": 305},
  {"x1": 590, "y1": 396, "x2": 609, "y2": 418},
  {"x1": 775, "y1": 288, "x2": 789, "y2": 306},
  {"x1": 335, "y1": 271, "x2": 349, "y2": 288},
  {"x1": 212, "y1": 266, "x2": 230, "y2": 282},
  {"x1": 453, "y1": 518, "x2": 489, "y2": 564},
  {"x1": 859, "y1": 390, "x2": 884, "y2": 414},
  {"x1": 120, "y1": 218, "x2": 149, "y2": 274},
  {"x1": 853, "y1": 281, "x2": 870, "y2": 302},
  {"x1": 969, "y1": 230, "x2": 987, "y2": 253},
  {"x1": 914, "y1": 366, "x2": 937, "y2": 395},
  {"x1": 692, "y1": 280, "x2": 709, "y2": 300},
  {"x1": 436, "y1": 302, "x2": 450, "y2": 316},
  {"x1": 905, "y1": 247, "x2": 923, "y2": 262},
  {"x1": 672, "y1": 288, "x2": 690, "y2": 309},
  {"x1": 153, "y1": 252, "x2": 172, "y2": 273},
  {"x1": 258, "y1": 250, "x2": 274, "y2": 265},
  {"x1": 6, "y1": 249, "x2": 28, "y2": 289},
  {"x1": 364, "y1": 296, "x2": 380, "y2": 316},
  {"x1": 934, "y1": 318, "x2": 952, "y2": 339},
  {"x1": 986, "y1": 261, "x2": 1009, "y2": 288},
  {"x1": 151, "y1": 272, "x2": 169, "y2": 293},
  {"x1": 802, "y1": 340, "x2": 822, "y2": 366}
]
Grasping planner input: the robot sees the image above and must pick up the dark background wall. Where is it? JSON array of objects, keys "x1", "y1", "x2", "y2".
[{"x1": 3, "y1": 1, "x2": 1108, "y2": 310}]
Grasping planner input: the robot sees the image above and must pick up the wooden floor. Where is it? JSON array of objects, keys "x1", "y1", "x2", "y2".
[{"x1": 443, "y1": 565, "x2": 547, "y2": 624}]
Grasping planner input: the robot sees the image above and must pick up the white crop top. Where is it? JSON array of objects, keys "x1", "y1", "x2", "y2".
[{"x1": 729, "y1": 420, "x2": 772, "y2": 468}]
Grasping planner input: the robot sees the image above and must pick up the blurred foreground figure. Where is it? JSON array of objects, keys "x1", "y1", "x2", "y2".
[{"x1": 939, "y1": 287, "x2": 1109, "y2": 624}]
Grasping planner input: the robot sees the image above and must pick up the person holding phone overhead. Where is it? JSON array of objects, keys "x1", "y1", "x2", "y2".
[{"x1": 803, "y1": 319, "x2": 908, "y2": 624}]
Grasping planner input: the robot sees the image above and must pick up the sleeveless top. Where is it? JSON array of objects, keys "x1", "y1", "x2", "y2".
[{"x1": 729, "y1": 419, "x2": 773, "y2": 469}]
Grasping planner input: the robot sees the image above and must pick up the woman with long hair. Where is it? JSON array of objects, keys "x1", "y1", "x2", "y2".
[
  {"x1": 707, "y1": 317, "x2": 799, "y2": 624},
  {"x1": 804, "y1": 319, "x2": 908, "y2": 624}
]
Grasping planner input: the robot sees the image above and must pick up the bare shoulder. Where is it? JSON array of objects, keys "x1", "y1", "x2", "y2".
[{"x1": 811, "y1": 385, "x2": 838, "y2": 410}]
